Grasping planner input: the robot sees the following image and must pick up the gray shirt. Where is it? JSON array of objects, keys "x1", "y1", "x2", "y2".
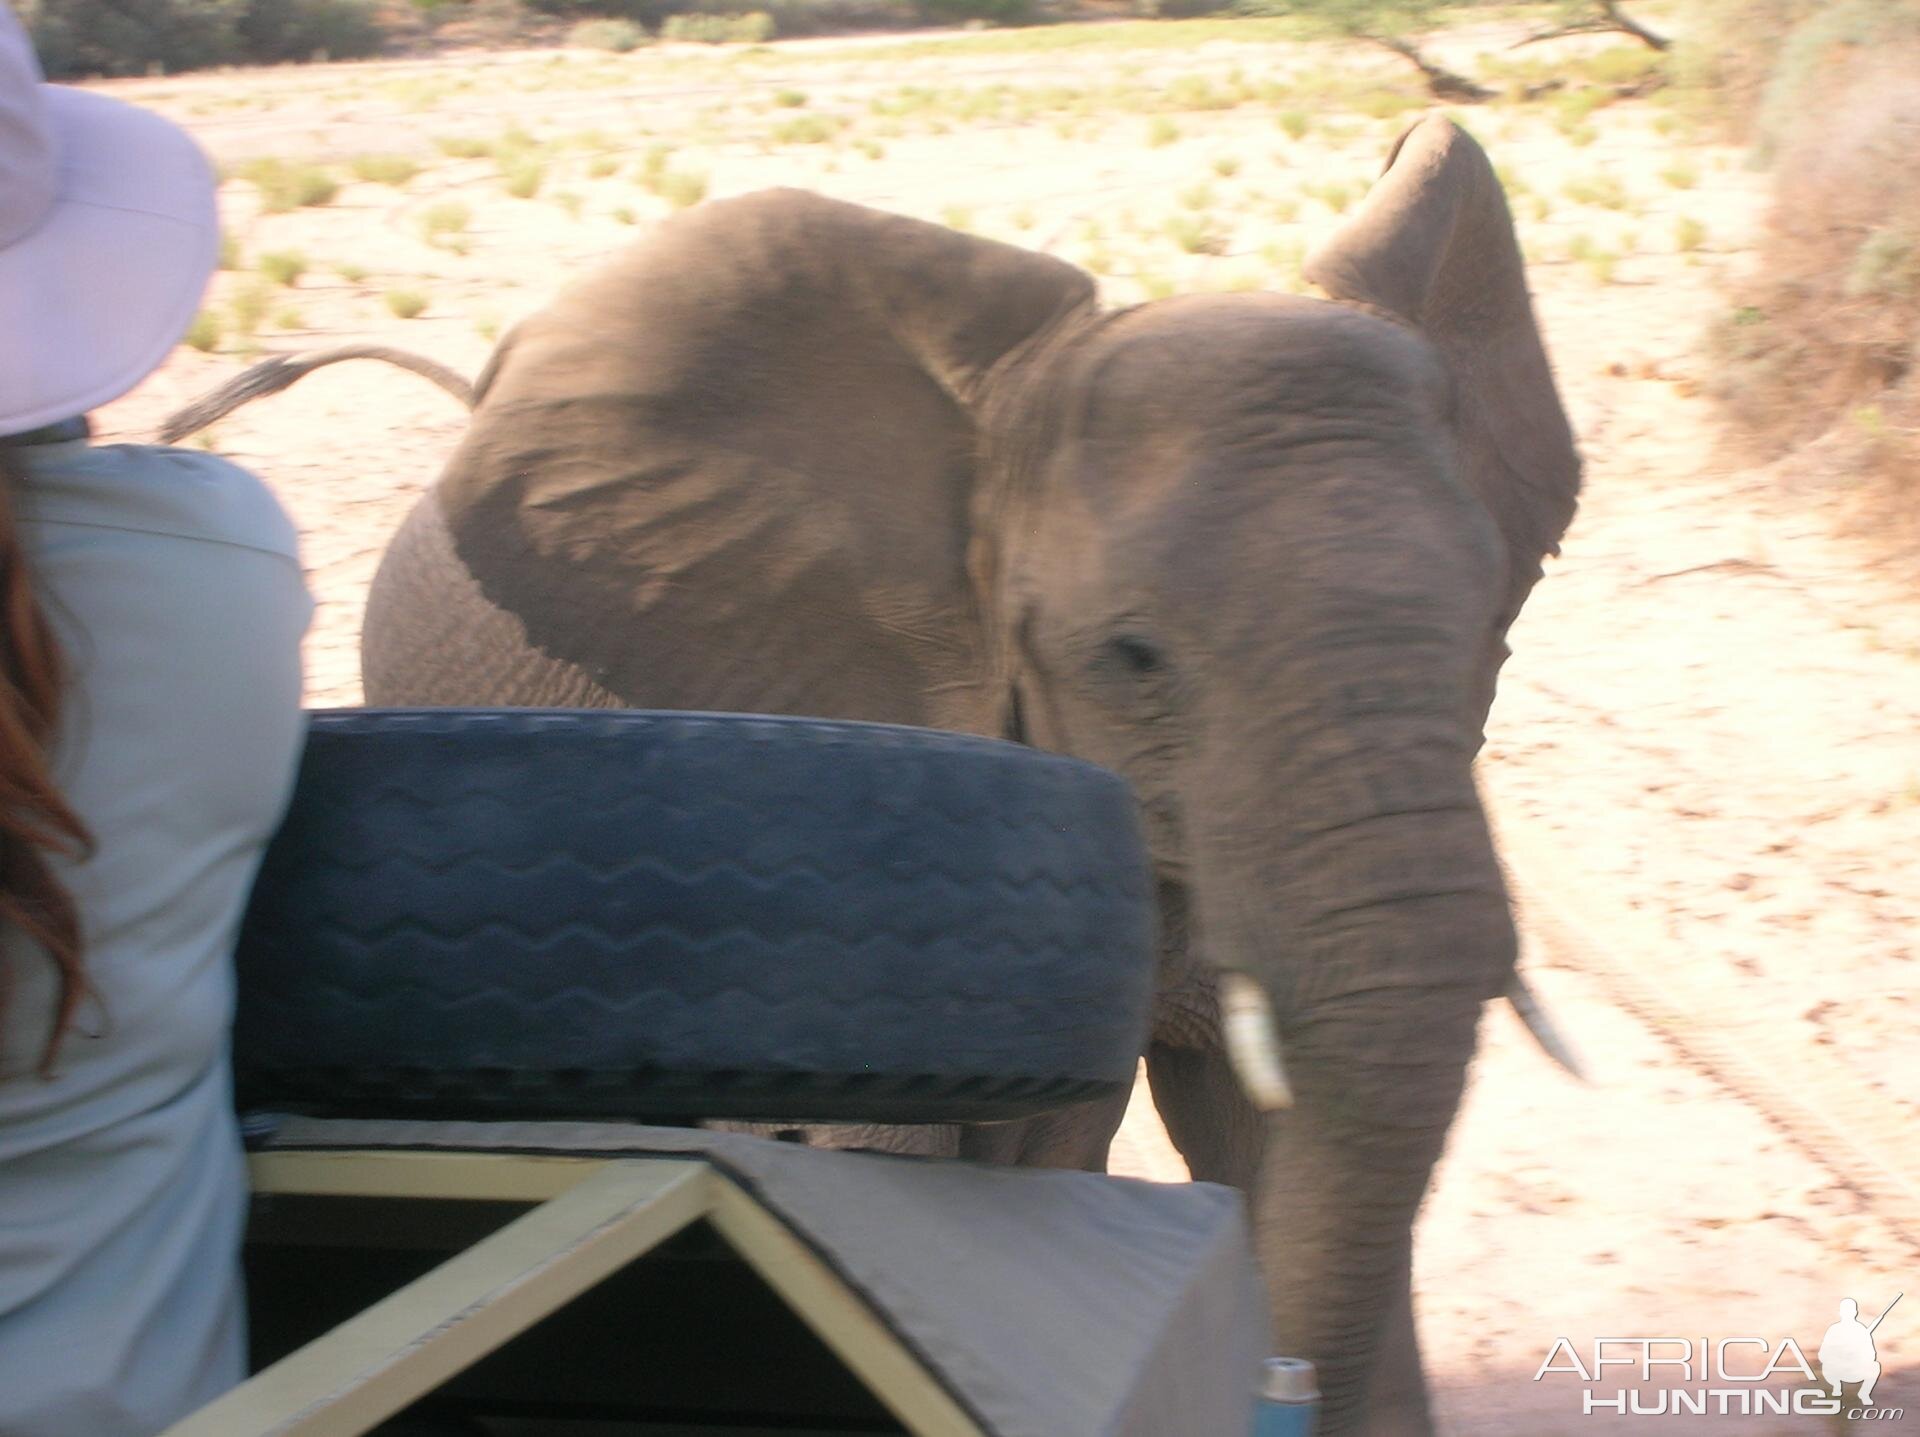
[{"x1": 0, "y1": 440, "x2": 310, "y2": 1435}]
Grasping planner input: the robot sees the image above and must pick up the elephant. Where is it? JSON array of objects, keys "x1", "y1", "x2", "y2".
[{"x1": 167, "y1": 114, "x2": 1582, "y2": 1435}]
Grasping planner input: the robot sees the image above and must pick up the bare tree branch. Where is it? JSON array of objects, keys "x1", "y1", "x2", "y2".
[
  {"x1": 1366, "y1": 32, "x2": 1495, "y2": 103},
  {"x1": 1512, "y1": 0, "x2": 1671, "y2": 52}
]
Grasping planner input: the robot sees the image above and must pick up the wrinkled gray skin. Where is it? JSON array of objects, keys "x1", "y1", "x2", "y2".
[{"x1": 360, "y1": 116, "x2": 1580, "y2": 1434}]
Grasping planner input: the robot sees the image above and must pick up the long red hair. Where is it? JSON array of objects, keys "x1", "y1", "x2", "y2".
[{"x1": 0, "y1": 447, "x2": 93, "y2": 1074}]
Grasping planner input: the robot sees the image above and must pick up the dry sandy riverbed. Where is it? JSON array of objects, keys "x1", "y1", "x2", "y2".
[{"x1": 91, "y1": 14, "x2": 1917, "y2": 1430}]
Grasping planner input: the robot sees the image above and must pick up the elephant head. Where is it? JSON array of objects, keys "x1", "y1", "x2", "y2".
[{"x1": 179, "y1": 114, "x2": 1577, "y2": 1434}]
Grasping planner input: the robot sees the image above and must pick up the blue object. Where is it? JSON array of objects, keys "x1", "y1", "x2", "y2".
[{"x1": 1252, "y1": 1356, "x2": 1319, "y2": 1436}]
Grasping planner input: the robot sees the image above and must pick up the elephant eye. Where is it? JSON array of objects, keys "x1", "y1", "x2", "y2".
[{"x1": 1107, "y1": 633, "x2": 1167, "y2": 676}]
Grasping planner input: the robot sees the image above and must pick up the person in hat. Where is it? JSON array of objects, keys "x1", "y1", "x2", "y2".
[{"x1": 0, "y1": 13, "x2": 312, "y2": 1434}]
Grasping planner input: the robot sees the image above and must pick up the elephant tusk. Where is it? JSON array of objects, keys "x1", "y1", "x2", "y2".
[
  {"x1": 1506, "y1": 975, "x2": 1588, "y2": 1083},
  {"x1": 1220, "y1": 972, "x2": 1294, "y2": 1111}
]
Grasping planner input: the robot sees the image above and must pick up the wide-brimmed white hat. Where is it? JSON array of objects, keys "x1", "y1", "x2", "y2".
[{"x1": 0, "y1": 10, "x2": 219, "y2": 436}]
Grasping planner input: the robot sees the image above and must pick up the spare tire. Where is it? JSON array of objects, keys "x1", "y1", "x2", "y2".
[{"x1": 233, "y1": 709, "x2": 1155, "y2": 1124}]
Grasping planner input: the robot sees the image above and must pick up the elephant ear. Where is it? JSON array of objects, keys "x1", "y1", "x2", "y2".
[
  {"x1": 435, "y1": 189, "x2": 1095, "y2": 729},
  {"x1": 1303, "y1": 116, "x2": 1581, "y2": 636}
]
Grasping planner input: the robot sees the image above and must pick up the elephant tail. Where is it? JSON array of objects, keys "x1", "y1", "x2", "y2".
[{"x1": 157, "y1": 345, "x2": 475, "y2": 444}]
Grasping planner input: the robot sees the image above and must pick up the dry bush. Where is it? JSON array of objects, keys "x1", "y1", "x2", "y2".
[{"x1": 1710, "y1": 27, "x2": 1920, "y2": 535}]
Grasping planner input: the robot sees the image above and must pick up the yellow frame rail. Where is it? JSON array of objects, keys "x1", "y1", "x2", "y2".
[{"x1": 161, "y1": 1149, "x2": 987, "y2": 1437}]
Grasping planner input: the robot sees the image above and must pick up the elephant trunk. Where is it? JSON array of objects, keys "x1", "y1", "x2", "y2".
[{"x1": 1193, "y1": 751, "x2": 1515, "y2": 1430}]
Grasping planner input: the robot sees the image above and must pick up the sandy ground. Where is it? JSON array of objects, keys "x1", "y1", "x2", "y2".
[{"x1": 91, "y1": 14, "x2": 1916, "y2": 1431}]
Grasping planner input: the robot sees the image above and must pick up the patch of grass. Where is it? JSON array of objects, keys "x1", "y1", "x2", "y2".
[
  {"x1": 1660, "y1": 160, "x2": 1700, "y2": 190},
  {"x1": 1212, "y1": 155, "x2": 1241, "y2": 178},
  {"x1": 274, "y1": 305, "x2": 305, "y2": 330},
  {"x1": 1178, "y1": 181, "x2": 1215, "y2": 211},
  {"x1": 1164, "y1": 213, "x2": 1227, "y2": 256},
  {"x1": 336, "y1": 261, "x2": 368, "y2": 283},
  {"x1": 1846, "y1": 226, "x2": 1920, "y2": 299},
  {"x1": 385, "y1": 289, "x2": 428, "y2": 320},
  {"x1": 1277, "y1": 110, "x2": 1310, "y2": 140},
  {"x1": 500, "y1": 157, "x2": 546, "y2": 200},
  {"x1": 238, "y1": 159, "x2": 337, "y2": 213},
  {"x1": 612, "y1": 205, "x2": 637, "y2": 224},
  {"x1": 774, "y1": 89, "x2": 808, "y2": 108},
  {"x1": 182, "y1": 310, "x2": 222, "y2": 353},
  {"x1": 655, "y1": 169, "x2": 709, "y2": 209},
  {"x1": 434, "y1": 135, "x2": 492, "y2": 159},
  {"x1": 662, "y1": 11, "x2": 774, "y2": 43},
  {"x1": 349, "y1": 153, "x2": 420, "y2": 187},
  {"x1": 257, "y1": 250, "x2": 307, "y2": 287},
  {"x1": 637, "y1": 144, "x2": 675, "y2": 187},
  {"x1": 218, "y1": 231, "x2": 242, "y2": 271},
  {"x1": 1563, "y1": 172, "x2": 1630, "y2": 210},
  {"x1": 1166, "y1": 74, "x2": 1235, "y2": 113},
  {"x1": 943, "y1": 204, "x2": 975, "y2": 232},
  {"x1": 228, "y1": 280, "x2": 271, "y2": 336},
  {"x1": 569, "y1": 17, "x2": 649, "y2": 52},
  {"x1": 421, "y1": 201, "x2": 472, "y2": 244},
  {"x1": 1304, "y1": 180, "x2": 1355, "y2": 214},
  {"x1": 772, "y1": 114, "x2": 845, "y2": 145},
  {"x1": 587, "y1": 156, "x2": 619, "y2": 178},
  {"x1": 1148, "y1": 116, "x2": 1179, "y2": 147},
  {"x1": 1675, "y1": 215, "x2": 1708, "y2": 252}
]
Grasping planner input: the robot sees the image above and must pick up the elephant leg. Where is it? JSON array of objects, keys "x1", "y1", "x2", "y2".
[
  {"x1": 1145, "y1": 1039, "x2": 1265, "y2": 1191},
  {"x1": 955, "y1": 1087, "x2": 1132, "y2": 1171}
]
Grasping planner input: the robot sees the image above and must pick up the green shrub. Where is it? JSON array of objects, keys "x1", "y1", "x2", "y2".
[
  {"x1": 235, "y1": 0, "x2": 384, "y2": 62},
  {"x1": 22, "y1": 0, "x2": 246, "y2": 78},
  {"x1": 385, "y1": 289, "x2": 429, "y2": 319},
  {"x1": 229, "y1": 280, "x2": 272, "y2": 336},
  {"x1": 349, "y1": 153, "x2": 420, "y2": 186},
  {"x1": 772, "y1": 114, "x2": 845, "y2": 144},
  {"x1": 774, "y1": 89, "x2": 809, "y2": 107},
  {"x1": 655, "y1": 170, "x2": 709, "y2": 208},
  {"x1": 568, "y1": 17, "x2": 650, "y2": 49},
  {"x1": 500, "y1": 157, "x2": 547, "y2": 199},
  {"x1": 238, "y1": 158, "x2": 338, "y2": 212},
  {"x1": 916, "y1": 0, "x2": 1032, "y2": 23},
  {"x1": 662, "y1": 10, "x2": 775, "y2": 42},
  {"x1": 22, "y1": 0, "x2": 385, "y2": 75},
  {"x1": 1846, "y1": 226, "x2": 1919, "y2": 299},
  {"x1": 182, "y1": 310, "x2": 224, "y2": 353},
  {"x1": 421, "y1": 201, "x2": 472, "y2": 242},
  {"x1": 1277, "y1": 109, "x2": 1310, "y2": 140},
  {"x1": 1164, "y1": 213, "x2": 1226, "y2": 255},
  {"x1": 435, "y1": 135, "x2": 493, "y2": 159},
  {"x1": 257, "y1": 250, "x2": 307, "y2": 286},
  {"x1": 336, "y1": 261, "x2": 369, "y2": 283}
]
